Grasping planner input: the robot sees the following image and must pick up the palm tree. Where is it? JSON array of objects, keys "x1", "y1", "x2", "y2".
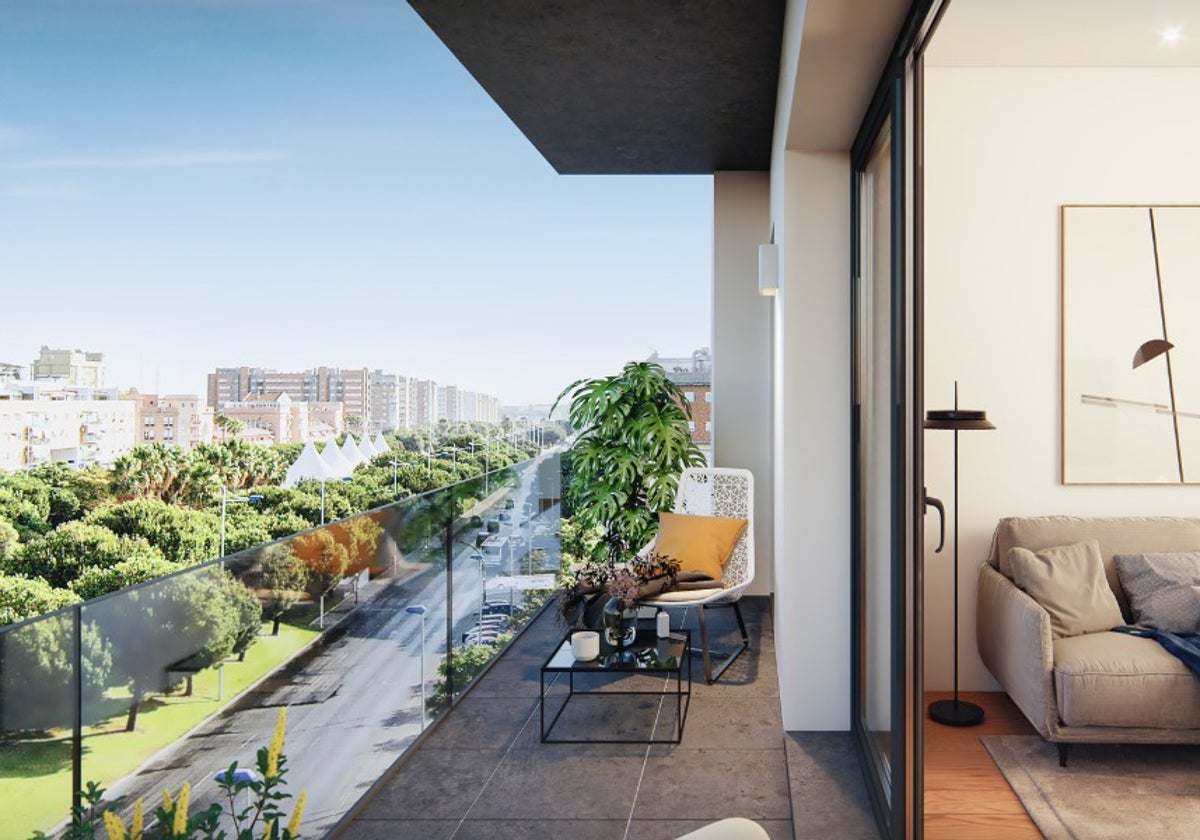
[{"x1": 214, "y1": 413, "x2": 245, "y2": 443}]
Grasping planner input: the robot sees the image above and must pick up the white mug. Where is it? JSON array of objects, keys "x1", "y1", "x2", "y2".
[{"x1": 570, "y1": 630, "x2": 600, "y2": 662}]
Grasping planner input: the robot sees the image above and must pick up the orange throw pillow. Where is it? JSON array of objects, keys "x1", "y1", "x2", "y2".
[{"x1": 655, "y1": 511, "x2": 748, "y2": 581}]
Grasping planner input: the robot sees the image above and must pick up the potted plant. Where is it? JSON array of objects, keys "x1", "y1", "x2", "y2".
[{"x1": 553, "y1": 361, "x2": 705, "y2": 626}]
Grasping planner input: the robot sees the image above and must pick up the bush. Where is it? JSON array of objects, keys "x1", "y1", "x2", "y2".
[{"x1": 86, "y1": 498, "x2": 219, "y2": 565}]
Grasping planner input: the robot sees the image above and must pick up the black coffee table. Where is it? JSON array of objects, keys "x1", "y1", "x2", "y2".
[{"x1": 540, "y1": 627, "x2": 691, "y2": 744}]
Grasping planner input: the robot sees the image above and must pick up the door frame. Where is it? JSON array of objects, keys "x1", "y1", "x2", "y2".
[{"x1": 849, "y1": 2, "x2": 952, "y2": 837}]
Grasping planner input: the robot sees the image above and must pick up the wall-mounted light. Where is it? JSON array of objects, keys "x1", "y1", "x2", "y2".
[
  {"x1": 1160, "y1": 24, "x2": 1183, "y2": 45},
  {"x1": 758, "y1": 243, "x2": 780, "y2": 297}
]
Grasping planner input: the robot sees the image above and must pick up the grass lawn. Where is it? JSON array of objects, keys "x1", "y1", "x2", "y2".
[{"x1": 1, "y1": 621, "x2": 319, "y2": 839}]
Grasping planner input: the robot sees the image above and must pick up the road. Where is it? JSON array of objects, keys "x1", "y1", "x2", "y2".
[{"x1": 102, "y1": 455, "x2": 558, "y2": 837}]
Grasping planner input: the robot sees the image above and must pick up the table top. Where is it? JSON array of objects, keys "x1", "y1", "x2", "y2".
[{"x1": 543, "y1": 628, "x2": 689, "y2": 673}]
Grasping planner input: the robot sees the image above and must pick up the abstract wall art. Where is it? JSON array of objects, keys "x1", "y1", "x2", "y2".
[{"x1": 1062, "y1": 204, "x2": 1200, "y2": 484}]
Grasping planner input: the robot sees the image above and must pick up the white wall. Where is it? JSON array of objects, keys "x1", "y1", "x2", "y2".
[
  {"x1": 712, "y1": 172, "x2": 775, "y2": 597},
  {"x1": 924, "y1": 67, "x2": 1200, "y2": 690},
  {"x1": 772, "y1": 149, "x2": 852, "y2": 729}
]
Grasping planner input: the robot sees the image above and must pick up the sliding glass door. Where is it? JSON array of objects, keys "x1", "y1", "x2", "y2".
[{"x1": 850, "y1": 3, "x2": 947, "y2": 838}]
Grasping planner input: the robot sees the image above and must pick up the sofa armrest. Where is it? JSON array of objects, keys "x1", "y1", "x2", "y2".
[{"x1": 976, "y1": 563, "x2": 1057, "y2": 738}]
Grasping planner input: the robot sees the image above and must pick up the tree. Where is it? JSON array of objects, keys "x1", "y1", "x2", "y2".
[
  {"x1": 68, "y1": 555, "x2": 180, "y2": 601},
  {"x1": 109, "y1": 568, "x2": 246, "y2": 731},
  {"x1": 9, "y1": 521, "x2": 165, "y2": 588},
  {"x1": 0, "y1": 517, "x2": 18, "y2": 565},
  {"x1": 214, "y1": 413, "x2": 245, "y2": 442},
  {"x1": 86, "y1": 498, "x2": 219, "y2": 565},
  {"x1": 259, "y1": 545, "x2": 308, "y2": 634},
  {"x1": 0, "y1": 473, "x2": 52, "y2": 540},
  {"x1": 0, "y1": 574, "x2": 79, "y2": 626},
  {"x1": 0, "y1": 609, "x2": 110, "y2": 732},
  {"x1": 219, "y1": 573, "x2": 263, "y2": 660}
]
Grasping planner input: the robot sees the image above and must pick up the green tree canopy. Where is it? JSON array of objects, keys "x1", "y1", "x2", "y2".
[
  {"x1": 0, "y1": 574, "x2": 80, "y2": 625},
  {"x1": 86, "y1": 497, "x2": 219, "y2": 565},
  {"x1": 68, "y1": 555, "x2": 181, "y2": 601},
  {"x1": 7, "y1": 521, "x2": 164, "y2": 588}
]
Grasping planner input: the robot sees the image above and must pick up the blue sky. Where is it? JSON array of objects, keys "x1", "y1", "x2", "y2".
[{"x1": 0, "y1": 0, "x2": 712, "y2": 405}]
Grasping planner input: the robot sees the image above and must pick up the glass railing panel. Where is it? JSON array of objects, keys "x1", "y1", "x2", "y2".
[
  {"x1": 2, "y1": 452, "x2": 560, "y2": 837},
  {"x1": 0, "y1": 607, "x2": 79, "y2": 839}
]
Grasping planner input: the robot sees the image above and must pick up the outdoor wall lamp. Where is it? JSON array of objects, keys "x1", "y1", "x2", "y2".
[{"x1": 758, "y1": 243, "x2": 780, "y2": 297}]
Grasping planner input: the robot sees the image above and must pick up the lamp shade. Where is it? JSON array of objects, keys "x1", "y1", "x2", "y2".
[{"x1": 924, "y1": 409, "x2": 995, "y2": 431}]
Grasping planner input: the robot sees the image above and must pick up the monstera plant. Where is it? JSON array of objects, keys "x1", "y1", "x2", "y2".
[{"x1": 554, "y1": 361, "x2": 706, "y2": 568}]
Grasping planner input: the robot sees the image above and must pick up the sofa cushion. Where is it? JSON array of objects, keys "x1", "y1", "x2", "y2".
[
  {"x1": 1114, "y1": 552, "x2": 1200, "y2": 634},
  {"x1": 990, "y1": 516, "x2": 1200, "y2": 619},
  {"x1": 1053, "y1": 631, "x2": 1200, "y2": 729},
  {"x1": 1008, "y1": 541, "x2": 1123, "y2": 638}
]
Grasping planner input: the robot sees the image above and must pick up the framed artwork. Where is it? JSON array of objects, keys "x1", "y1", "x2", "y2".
[{"x1": 1062, "y1": 204, "x2": 1200, "y2": 484}]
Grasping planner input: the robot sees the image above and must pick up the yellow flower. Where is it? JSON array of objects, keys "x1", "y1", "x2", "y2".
[
  {"x1": 162, "y1": 789, "x2": 174, "y2": 813},
  {"x1": 287, "y1": 790, "x2": 307, "y2": 837},
  {"x1": 103, "y1": 811, "x2": 127, "y2": 840},
  {"x1": 172, "y1": 782, "x2": 190, "y2": 836},
  {"x1": 130, "y1": 800, "x2": 144, "y2": 840},
  {"x1": 267, "y1": 706, "x2": 287, "y2": 777},
  {"x1": 263, "y1": 818, "x2": 276, "y2": 839}
]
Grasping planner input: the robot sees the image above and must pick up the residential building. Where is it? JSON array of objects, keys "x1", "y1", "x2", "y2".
[
  {"x1": 217, "y1": 393, "x2": 303, "y2": 445},
  {"x1": 396, "y1": 375, "x2": 413, "y2": 429},
  {"x1": 129, "y1": 391, "x2": 214, "y2": 449},
  {"x1": 0, "y1": 363, "x2": 23, "y2": 382},
  {"x1": 207, "y1": 366, "x2": 371, "y2": 430},
  {"x1": 31, "y1": 346, "x2": 105, "y2": 388},
  {"x1": 412, "y1": 378, "x2": 438, "y2": 427},
  {"x1": 652, "y1": 348, "x2": 713, "y2": 448},
  {"x1": 368, "y1": 370, "x2": 400, "y2": 434},
  {"x1": 0, "y1": 383, "x2": 134, "y2": 470}
]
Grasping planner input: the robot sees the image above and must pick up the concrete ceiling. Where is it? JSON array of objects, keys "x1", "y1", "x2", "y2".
[
  {"x1": 407, "y1": 0, "x2": 786, "y2": 174},
  {"x1": 786, "y1": 0, "x2": 912, "y2": 152},
  {"x1": 928, "y1": 0, "x2": 1200, "y2": 67}
]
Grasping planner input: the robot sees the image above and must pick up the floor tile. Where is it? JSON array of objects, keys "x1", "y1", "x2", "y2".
[
  {"x1": 350, "y1": 747, "x2": 504, "y2": 821},
  {"x1": 468, "y1": 750, "x2": 645, "y2": 820},
  {"x1": 785, "y1": 732, "x2": 877, "y2": 839},
  {"x1": 454, "y1": 819, "x2": 630, "y2": 839},
  {"x1": 634, "y1": 747, "x2": 792, "y2": 821}
]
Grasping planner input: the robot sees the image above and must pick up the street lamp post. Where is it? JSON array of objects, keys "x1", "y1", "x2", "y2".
[
  {"x1": 406, "y1": 604, "x2": 428, "y2": 729},
  {"x1": 391, "y1": 455, "x2": 399, "y2": 494}
]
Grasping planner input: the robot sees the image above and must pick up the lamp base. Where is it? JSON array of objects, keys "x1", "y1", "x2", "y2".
[{"x1": 929, "y1": 698, "x2": 984, "y2": 727}]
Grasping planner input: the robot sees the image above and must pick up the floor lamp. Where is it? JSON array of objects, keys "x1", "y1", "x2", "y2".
[{"x1": 926, "y1": 381, "x2": 994, "y2": 727}]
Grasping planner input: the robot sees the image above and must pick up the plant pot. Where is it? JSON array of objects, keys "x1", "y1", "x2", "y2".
[{"x1": 602, "y1": 597, "x2": 637, "y2": 647}]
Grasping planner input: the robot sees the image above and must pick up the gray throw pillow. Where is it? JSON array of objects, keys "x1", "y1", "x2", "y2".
[{"x1": 1113, "y1": 552, "x2": 1200, "y2": 634}]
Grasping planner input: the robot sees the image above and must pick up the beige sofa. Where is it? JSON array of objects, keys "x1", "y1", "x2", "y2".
[{"x1": 977, "y1": 515, "x2": 1200, "y2": 765}]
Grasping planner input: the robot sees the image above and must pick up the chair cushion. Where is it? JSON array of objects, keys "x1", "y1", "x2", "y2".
[
  {"x1": 1008, "y1": 541, "x2": 1124, "y2": 638},
  {"x1": 643, "y1": 586, "x2": 727, "y2": 603},
  {"x1": 655, "y1": 511, "x2": 747, "y2": 580},
  {"x1": 1053, "y1": 631, "x2": 1200, "y2": 728},
  {"x1": 1114, "y1": 552, "x2": 1200, "y2": 634}
]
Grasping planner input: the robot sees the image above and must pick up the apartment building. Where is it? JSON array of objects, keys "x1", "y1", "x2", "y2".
[
  {"x1": 368, "y1": 370, "x2": 417, "y2": 434},
  {"x1": 652, "y1": 348, "x2": 713, "y2": 447},
  {"x1": 0, "y1": 384, "x2": 134, "y2": 471},
  {"x1": 31, "y1": 346, "x2": 105, "y2": 388},
  {"x1": 207, "y1": 366, "x2": 371, "y2": 428},
  {"x1": 130, "y1": 392, "x2": 214, "y2": 449},
  {"x1": 412, "y1": 378, "x2": 438, "y2": 427}
]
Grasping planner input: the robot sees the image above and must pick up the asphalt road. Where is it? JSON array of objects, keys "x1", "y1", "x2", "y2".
[{"x1": 102, "y1": 456, "x2": 558, "y2": 838}]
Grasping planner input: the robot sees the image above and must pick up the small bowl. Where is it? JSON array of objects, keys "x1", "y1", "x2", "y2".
[{"x1": 570, "y1": 631, "x2": 600, "y2": 662}]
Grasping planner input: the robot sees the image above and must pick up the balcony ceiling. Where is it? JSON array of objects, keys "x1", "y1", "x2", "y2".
[{"x1": 407, "y1": 0, "x2": 787, "y2": 174}]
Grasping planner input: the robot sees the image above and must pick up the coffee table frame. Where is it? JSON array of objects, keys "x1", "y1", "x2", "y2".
[{"x1": 540, "y1": 628, "x2": 691, "y2": 744}]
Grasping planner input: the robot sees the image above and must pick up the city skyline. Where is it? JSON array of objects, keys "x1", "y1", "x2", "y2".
[{"x1": 0, "y1": 0, "x2": 712, "y2": 406}]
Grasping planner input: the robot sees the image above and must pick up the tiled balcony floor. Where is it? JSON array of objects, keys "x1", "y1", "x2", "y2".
[{"x1": 333, "y1": 597, "x2": 873, "y2": 840}]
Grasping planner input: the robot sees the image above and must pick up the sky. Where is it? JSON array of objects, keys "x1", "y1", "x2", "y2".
[{"x1": 0, "y1": 0, "x2": 712, "y2": 406}]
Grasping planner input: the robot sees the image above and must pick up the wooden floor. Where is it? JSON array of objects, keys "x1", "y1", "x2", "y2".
[{"x1": 923, "y1": 691, "x2": 1043, "y2": 840}]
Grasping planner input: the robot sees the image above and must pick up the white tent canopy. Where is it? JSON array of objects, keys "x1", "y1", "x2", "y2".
[
  {"x1": 283, "y1": 441, "x2": 341, "y2": 488},
  {"x1": 357, "y1": 434, "x2": 379, "y2": 459},
  {"x1": 340, "y1": 434, "x2": 365, "y2": 467},
  {"x1": 321, "y1": 439, "x2": 354, "y2": 478},
  {"x1": 372, "y1": 432, "x2": 389, "y2": 453}
]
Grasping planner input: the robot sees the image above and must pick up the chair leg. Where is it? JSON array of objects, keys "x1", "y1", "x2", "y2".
[
  {"x1": 689, "y1": 602, "x2": 751, "y2": 684},
  {"x1": 1057, "y1": 743, "x2": 1069, "y2": 768}
]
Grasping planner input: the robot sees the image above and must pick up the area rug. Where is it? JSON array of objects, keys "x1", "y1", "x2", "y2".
[{"x1": 981, "y1": 735, "x2": 1200, "y2": 840}]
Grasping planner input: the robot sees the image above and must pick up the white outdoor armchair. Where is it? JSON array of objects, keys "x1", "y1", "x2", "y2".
[{"x1": 639, "y1": 467, "x2": 755, "y2": 683}]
